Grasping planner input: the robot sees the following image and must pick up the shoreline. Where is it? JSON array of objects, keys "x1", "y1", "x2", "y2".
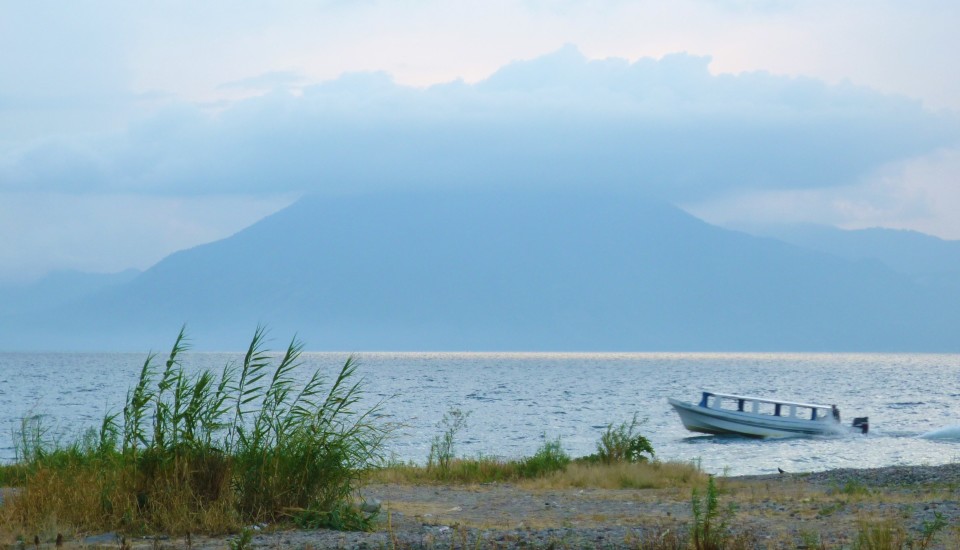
[{"x1": 19, "y1": 462, "x2": 955, "y2": 549}]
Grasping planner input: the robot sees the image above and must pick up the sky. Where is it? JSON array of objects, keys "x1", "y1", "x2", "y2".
[{"x1": 1, "y1": 0, "x2": 959, "y2": 283}]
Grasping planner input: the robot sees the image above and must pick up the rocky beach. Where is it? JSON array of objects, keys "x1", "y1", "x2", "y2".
[{"x1": 26, "y1": 463, "x2": 955, "y2": 549}]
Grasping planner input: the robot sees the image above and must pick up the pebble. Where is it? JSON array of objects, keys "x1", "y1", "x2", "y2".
[{"x1": 360, "y1": 498, "x2": 381, "y2": 513}]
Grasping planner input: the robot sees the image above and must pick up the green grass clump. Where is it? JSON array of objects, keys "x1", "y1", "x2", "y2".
[
  {"x1": 839, "y1": 479, "x2": 871, "y2": 496},
  {"x1": 2, "y1": 326, "x2": 387, "y2": 538},
  {"x1": 517, "y1": 437, "x2": 570, "y2": 478},
  {"x1": 852, "y1": 519, "x2": 908, "y2": 550}
]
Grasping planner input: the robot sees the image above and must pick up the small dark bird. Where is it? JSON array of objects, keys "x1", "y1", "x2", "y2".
[
  {"x1": 33, "y1": 534, "x2": 39, "y2": 549},
  {"x1": 778, "y1": 467, "x2": 787, "y2": 474},
  {"x1": 55, "y1": 533, "x2": 63, "y2": 547}
]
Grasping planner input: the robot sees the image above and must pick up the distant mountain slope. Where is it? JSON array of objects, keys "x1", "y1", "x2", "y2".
[
  {"x1": 0, "y1": 269, "x2": 140, "y2": 316},
  {"x1": 734, "y1": 224, "x2": 960, "y2": 288},
  {"x1": 6, "y1": 191, "x2": 960, "y2": 351}
]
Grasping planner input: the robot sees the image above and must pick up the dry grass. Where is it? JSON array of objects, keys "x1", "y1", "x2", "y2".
[
  {"x1": 518, "y1": 460, "x2": 706, "y2": 490},
  {"x1": 374, "y1": 458, "x2": 705, "y2": 491},
  {"x1": 373, "y1": 456, "x2": 522, "y2": 485},
  {"x1": 1, "y1": 461, "x2": 239, "y2": 542}
]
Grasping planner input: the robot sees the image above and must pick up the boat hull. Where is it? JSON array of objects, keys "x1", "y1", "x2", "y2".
[{"x1": 667, "y1": 398, "x2": 844, "y2": 438}]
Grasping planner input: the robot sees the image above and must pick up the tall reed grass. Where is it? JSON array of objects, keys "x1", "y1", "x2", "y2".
[{"x1": 3, "y1": 327, "x2": 388, "y2": 537}]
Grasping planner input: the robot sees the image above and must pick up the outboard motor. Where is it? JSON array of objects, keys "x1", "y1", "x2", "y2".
[{"x1": 852, "y1": 417, "x2": 869, "y2": 434}]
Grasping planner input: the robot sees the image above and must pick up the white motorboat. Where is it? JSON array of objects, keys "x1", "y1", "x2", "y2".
[{"x1": 668, "y1": 391, "x2": 868, "y2": 438}]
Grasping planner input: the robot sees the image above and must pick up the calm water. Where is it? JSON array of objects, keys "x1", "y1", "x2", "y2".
[{"x1": 1, "y1": 351, "x2": 959, "y2": 476}]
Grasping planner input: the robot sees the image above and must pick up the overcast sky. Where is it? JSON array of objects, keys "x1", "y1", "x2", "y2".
[{"x1": 2, "y1": 0, "x2": 959, "y2": 282}]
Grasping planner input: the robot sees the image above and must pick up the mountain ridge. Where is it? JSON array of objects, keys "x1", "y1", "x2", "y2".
[
  {"x1": 3, "y1": 190, "x2": 958, "y2": 352},
  {"x1": 732, "y1": 223, "x2": 960, "y2": 287}
]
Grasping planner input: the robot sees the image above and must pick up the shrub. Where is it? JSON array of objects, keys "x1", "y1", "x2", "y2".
[
  {"x1": 578, "y1": 413, "x2": 654, "y2": 465},
  {"x1": 427, "y1": 408, "x2": 470, "y2": 479}
]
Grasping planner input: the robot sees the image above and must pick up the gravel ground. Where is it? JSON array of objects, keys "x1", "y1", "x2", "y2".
[
  {"x1": 799, "y1": 463, "x2": 960, "y2": 488},
  {"x1": 12, "y1": 464, "x2": 960, "y2": 548}
]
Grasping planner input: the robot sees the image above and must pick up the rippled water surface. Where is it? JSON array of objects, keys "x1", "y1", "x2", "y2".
[{"x1": 2, "y1": 352, "x2": 959, "y2": 476}]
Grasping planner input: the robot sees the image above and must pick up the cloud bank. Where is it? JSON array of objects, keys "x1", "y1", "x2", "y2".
[
  {"x1": 4, "y1": 46, "x2": 957, "y2": 204},
  {"x1": 3, "y1": 45, "x2": 959, "y2": 281}
]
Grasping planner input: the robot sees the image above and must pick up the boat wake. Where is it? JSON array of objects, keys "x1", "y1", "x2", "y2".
[{"x1": 919, "y1": 425, "x2": 960, "y2": 440}]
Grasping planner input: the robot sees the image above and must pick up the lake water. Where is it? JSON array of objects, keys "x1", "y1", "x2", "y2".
[{"x1": 1, "y1": 351, "x2": 959, "y2": 476}]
